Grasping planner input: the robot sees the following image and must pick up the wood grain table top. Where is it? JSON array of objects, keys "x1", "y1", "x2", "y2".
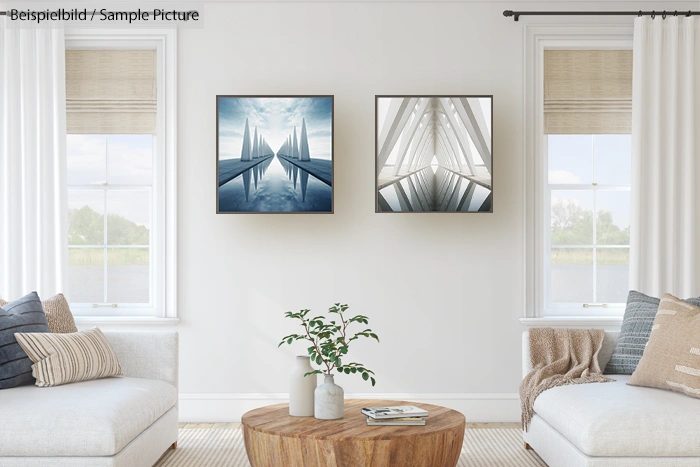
[{"x1": 241, "y1": 399, "x2": 466, "y2": 441}]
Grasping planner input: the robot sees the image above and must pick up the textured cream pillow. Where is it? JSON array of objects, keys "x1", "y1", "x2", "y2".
[
  {"x1": 0, "y1": 293, "x2": 77, "y2": 333},
  {"x1": 41, "y1": 293, "x2": 78, "y2": 333},
  {"x1": 14, "y1": 327, "x2": 123, "y2": 387},
  {"x1": 628, "y1": 293, "x2": 700, "y2": 398}
]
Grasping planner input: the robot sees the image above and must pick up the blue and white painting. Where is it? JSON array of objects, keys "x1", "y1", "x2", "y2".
[{"x1": 217, "y1": 96, "x2": 333, "y2": 213}]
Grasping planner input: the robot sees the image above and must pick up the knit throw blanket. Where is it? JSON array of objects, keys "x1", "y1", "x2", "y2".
[{"x1": 520, "y1": 328, "x2": 615, "y2": 431}]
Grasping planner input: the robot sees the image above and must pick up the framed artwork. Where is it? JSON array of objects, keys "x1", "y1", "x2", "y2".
[
  {"x1": 216, "y1": 96, "x2": 334, "y2": 213},
  {"x1": 375, "y1": 96, "x2": 493, "y2": 213}
]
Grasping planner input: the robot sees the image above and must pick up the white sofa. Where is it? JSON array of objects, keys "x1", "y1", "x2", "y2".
[
  {"x1": 522, "y1": 331, "x2": 700, "y2": 467},
  {"x1": 0, "y1": 331, "x2": 179, "y2": 467}
]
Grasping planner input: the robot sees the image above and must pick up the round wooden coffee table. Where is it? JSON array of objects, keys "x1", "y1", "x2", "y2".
[{"x1": 242, "y1": 399, "x2": 465, "y2": 467}]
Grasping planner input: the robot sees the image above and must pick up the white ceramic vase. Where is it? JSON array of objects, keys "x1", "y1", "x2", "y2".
[
  {"x1": 314, "y1": 374, "x2": 344, "y2": 420},
  {"x1": 289, "y1": 356, "x2": 317, "y2": 417}
]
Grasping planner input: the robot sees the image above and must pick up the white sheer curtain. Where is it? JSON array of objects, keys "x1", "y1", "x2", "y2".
[
  {"x1": 0, "y1": 20, "x2": 68, "y2": 300},
  {"x1": 630, "y1": 17, "x2": 700, "y2": 297}
]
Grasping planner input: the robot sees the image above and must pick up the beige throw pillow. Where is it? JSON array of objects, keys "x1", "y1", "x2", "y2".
[
  {"x1": 14, "y1": 327, "x2": 123, "y2": 387},
  {"x1": 0, "y1": 293, "x2": 77, "y2": 333},
  {"x1": 629, "y1": 293, "x2": 700, "y2": 398}
]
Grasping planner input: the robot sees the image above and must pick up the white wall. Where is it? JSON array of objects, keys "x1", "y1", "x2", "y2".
[{"x1": 125, "y1": 0, "x2": 696, "y2": 422}]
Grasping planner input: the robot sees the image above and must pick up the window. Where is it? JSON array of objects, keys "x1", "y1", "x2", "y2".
[
  {"x1": 542, "y1": 49, "x2": 632, "y2": 316},
  {"x1": 67, "y1": 134, "x2": 154, "y2": 310},
  {"x1": 547, "y1": 134, "x2": 631, "y2": 310},
  {"x1": 523, "y1": 26, "x2": 634, "y2": 320},
  {"x1": 65, "y1": 31, "x2": 177, "y2": 319}
]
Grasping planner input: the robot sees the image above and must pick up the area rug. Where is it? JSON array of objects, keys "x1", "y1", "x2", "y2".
[{"x1": 155, "y1": 426, "x2": 546, "y2": 467}]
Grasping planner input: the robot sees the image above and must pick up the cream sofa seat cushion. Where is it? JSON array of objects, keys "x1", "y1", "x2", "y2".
[
  {"x1": 533, "y1": 375, "x2": 700, "y2": 457},
  {"x1": 0, "y1": 377, "x2": 177, "y2": 457}
]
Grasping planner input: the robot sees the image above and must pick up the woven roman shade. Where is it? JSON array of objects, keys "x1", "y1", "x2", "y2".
[
  {"x1": 544, "y1": 50, "x2": 632, "y2": 134},
  {"x1": 66, "y1": 50, "x2": 156, "y2": 134}
]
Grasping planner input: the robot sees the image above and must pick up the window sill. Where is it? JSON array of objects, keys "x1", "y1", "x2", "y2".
[
  {"x1": 74, "y1": 316, "x2": 180, "y2": 327},
  {"x1": 520, "y1": 316, "x2": 622, "y2": 330}
]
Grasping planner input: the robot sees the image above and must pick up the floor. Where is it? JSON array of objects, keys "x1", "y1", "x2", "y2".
[
  {"x1": 157, "y1": 422, "x2": 545, "y2": 467},
  {"x1": 179, "y1": 422, "x2": 522, "y2": 429}
]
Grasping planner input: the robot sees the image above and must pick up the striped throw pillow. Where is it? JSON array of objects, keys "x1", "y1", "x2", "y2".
[
  {"x1": 14, "y1": 327, "x2": 123, "y2": 387},
  {"x1": 0, "y1": 293, "x2": 77, "y2": 334},
  {"x1": 629, "y1": 294, "x2": 700, "y2": 399}
]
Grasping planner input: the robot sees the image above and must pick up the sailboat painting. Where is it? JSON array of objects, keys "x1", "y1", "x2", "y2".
[{"x1": 216, "y1": 96, "x2": 334, "y2": 213}]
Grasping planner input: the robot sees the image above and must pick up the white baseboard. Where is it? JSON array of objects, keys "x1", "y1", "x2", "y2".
[{"x1": 178, "y1": 393, "x2": 520, "y2": 423}]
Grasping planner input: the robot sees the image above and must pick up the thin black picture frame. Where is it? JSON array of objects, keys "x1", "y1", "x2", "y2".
[
  {"x1": 374, "y1": 95, "x2": 494, "y2": 213},
  {"x1": 216, "y1": 95, "x2": 335, "y2": 214}
]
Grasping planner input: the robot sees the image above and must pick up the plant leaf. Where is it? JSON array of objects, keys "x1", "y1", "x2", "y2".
[{"x1": 362, "y1": 372, "x2": 369, "y2": 381}]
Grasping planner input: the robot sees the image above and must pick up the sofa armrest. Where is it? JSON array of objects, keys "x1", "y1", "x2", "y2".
[{"x1": 103, "y1": 331, "x2": 178, "y2": 390}]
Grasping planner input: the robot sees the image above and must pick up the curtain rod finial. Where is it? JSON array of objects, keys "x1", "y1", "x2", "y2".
[{"x1": 503, "y1": 10, "x2": 520, "y2": 21}]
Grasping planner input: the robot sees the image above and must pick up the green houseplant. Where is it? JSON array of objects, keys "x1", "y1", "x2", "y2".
[{"x1": 279, "y1": 303, "x2": 380, "y2": 386}]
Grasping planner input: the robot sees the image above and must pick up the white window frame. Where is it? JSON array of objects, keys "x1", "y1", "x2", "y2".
[
  {"x1": 522, "y1": 25, "x2": 632, "y2": 328},
  {"x1": 65, "y1": 29, "x2": 178, "y2": 323}
]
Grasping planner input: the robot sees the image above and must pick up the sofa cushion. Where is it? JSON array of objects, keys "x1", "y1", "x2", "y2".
[
  {"x1": 0, "y1": 376, "x2": 177, "y2": 456},
  {"x1": 533, "y1": 375, "x2": 700, "y2": 457},
  {"x1": 40, "y1": 293, "x2": 79, "y2": 333},
  {"x1": 0, "y1": 292, "x2": 50, "y2": 389},
  {"x1": 629, "y1": 294, "x2": 700, "y2": 399},
  {"x1": 0, "y1": 293, "x2": 78, "y2": 333},
  {"x1": 605, "y1": 291, "x2": 700, "y2": 375},
  {"x1": 16, "y1": 327, "x2": 123, "y2": 387}
]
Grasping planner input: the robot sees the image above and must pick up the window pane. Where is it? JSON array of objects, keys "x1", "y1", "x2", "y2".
[
  {"x1": 107, "y1": 135, "x2": 154, "y2": 185},
  {"x1": 68, "y1": 191, "x2": 104, "y2": 245},
  {"x1": 106, "y1": 191, "x2": 150, "y2": 245},
  {"x1": 596, "y1": 191, "x2": 630, "y2": 245},
  {"x1": 106, "y1": 248, "x2": 149, "y2": 304},
  {"x1": 67, "y1": 248, "x2": 104, "y2": 303},
  {"x1": 551, "y1": 190, "x2": 593, "y2": 245},
  {"x1": 551, "y1": 248, "x2": 593, "y2": 303},
  {"x1": 594, "y1": 135, "x2": 631, "y2": 185},
  {"x1": 596, "y1": 248, "x2": 630, "y2": 303},
  {"x1": 548, "y1": 135, "x2": 592, "y2": 184},
  {"x1": 67, "y1": 135, "x2": 106, "y2": 185}
]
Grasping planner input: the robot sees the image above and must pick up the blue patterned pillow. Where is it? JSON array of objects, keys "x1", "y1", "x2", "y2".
[
  {"x1": 605, "y1": 291, "x2": 700, "y2": 374},
  {"x1": 0, "y1": 292, "x2": 50, "y2": 389}
]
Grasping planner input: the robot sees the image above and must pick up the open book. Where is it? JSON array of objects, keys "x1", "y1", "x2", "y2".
[{"x1": 361, "y1": 406, "x2": 428, "y2": 420}]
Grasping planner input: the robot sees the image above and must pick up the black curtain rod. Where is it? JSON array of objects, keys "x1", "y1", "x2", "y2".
[{"x1": 504, "y1": 10, "x2": 700, "y2": 21}]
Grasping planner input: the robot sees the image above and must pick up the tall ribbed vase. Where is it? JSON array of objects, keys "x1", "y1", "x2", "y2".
[
  {"x1": 314, "y1": 374, "x2": 344, "y2": 420},
  {"x1": 289, "y1": 356, "x2": 316, "y2": 417}
]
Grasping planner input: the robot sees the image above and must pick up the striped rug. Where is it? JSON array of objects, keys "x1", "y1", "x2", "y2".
[{"x1": 156, "y1": 425, "x2": 546, "y2": 467}]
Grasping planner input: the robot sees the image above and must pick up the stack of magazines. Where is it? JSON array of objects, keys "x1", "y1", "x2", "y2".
[{"x1": 361, "y1": 405, "x2": 428, "y2": 426}]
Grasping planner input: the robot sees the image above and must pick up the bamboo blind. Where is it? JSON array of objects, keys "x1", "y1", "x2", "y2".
[
  {"x1": 66, "y1": 50, "x2": 156, "y2": 134},
  {"x1": 544, "y1": 50, "x2": 632, "y2": 134}
]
